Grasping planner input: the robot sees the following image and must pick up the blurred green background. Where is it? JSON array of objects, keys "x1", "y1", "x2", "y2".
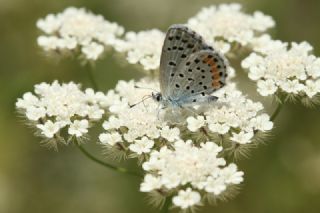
[{"x1": 1, "y1": 0, "x2": 320, "y2": 212}]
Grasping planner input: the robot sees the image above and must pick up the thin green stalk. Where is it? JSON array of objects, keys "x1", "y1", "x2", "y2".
[
  {"x1": 160, "y1": 197, "x2": 171, "y2": 213},
  {"x1": 270, "y1": 102, "x2": 283, "y2": 122},
  {"x1": 77, "y1": 144, "x2": 142, "y2": 178},
  {"x1": 86, "y1": 64, "x2": 99, "y2": 90}
]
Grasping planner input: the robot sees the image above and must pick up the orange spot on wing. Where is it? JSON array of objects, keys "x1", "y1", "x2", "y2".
[
  {"x1": 202, "y1": 55, "x2": 221, "y2": 89},
  {"x1": 212, "y1": 81, "x2": 220, "y2": 89}
]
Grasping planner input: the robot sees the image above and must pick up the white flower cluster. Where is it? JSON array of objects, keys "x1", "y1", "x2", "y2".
[
  {"x1": 16, "y1": 81, "x2": 108, "y2": 142},
  {"x1": 141, "y1": 140, "x2": 244, "y2": 209},
  {"x1": 113, "y1": 29, "x2": 165, "y2": 70},
  {"x1": 187, "y1": 3, "x2": 275, "y2": 46},
  {"x1": 36, "y1": 7, "x2": 124, "y2": 60},
  {"x1": 98, "y1": 79, "x2": 273, "y2": 157},
  {"x1": 242, "y1": 40, "x2": 320, "y2": 98},
  {"x1": 186, "y1": 83, "x2": 273, "y2": 144}
]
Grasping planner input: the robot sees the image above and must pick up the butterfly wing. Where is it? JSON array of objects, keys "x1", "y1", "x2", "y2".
[
  {"x1": 168, "y1": 49, "x2": 228, "y2": 106},
  {"x1": 159, "y1": 25, "x2": 212, "y2": 98}
]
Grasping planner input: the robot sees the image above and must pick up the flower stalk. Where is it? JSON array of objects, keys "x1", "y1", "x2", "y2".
[{"x1": 77, "y1": 144, "x2": 142, "y2": 178}]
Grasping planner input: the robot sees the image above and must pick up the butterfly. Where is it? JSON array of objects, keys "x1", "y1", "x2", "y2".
[{"x1": 151, "y1": 24, "x2": 228, "y2": 108}]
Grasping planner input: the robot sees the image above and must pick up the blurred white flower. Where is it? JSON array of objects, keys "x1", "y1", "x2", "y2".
[
  {"x1": 36, "y1": 7, "x2": 124, "y2": 60},
  {"x1": 114, "y1": 29, "x2": 165, "y2": 70},
  {"x1": 250, "y1": 114, "x2": 273, "y2": 131},
  {"x1": 129, "y1": 136, "x2": 154, "y2": 154},
  {"x1": 99, "y1": 132, "x2": 122, "y2": 146},
  {"x1": 222, "y1": 163, "x2": 244, "y2": 184},
  {"x1": 81, "y1": 42, "x2": 104, "y2": 60},
  {"x1": 16, "y1": 81, "x2": 109, "y2": 143},
  {"x1": 187, "y1": 3, "x2": 275, "y2": 46},
  {"x1": 257, "y1": 79, "x2": 277, "y2": 96},
  {"x1": 304, "y1": 80, "x2": 320, "y2": 98},
  {"x1": 230, "y1": 131, "x2": 254, "y2": 144},
  {"x1": 242, "y1": 41, "x2": 320, "y2": 99},
  {"x1": 26, "y1": 106, "x2": 46, "y2": 121},
  {"x1": 187, "y1": 116, "x2": 205, "y2": 132},
  {"x1": 160, "y1": 126, "x2": 180, "y2": 142},
  {"x1": 140, "y1": 174, "x2": 162, "y2": 192},
  {"x1": 36, "y1": 120, "x2": 61, "y2": 138},
  {"x1": 68, "y1": 119, "x2": 89, "y2": 137},
  {"x1": 172, "y1": 188, "x2": 201, "y2": 209}
]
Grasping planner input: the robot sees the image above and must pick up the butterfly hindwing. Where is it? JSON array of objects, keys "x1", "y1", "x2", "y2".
[
  {"x1": 169, "y1": 49, "x2": 228, "y2": 106},
  {"x1": 159, "y1": 25, "x2": 212, "y2": 98}
]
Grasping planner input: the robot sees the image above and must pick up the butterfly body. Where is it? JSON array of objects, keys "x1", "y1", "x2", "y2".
[{"x1": 153, "y1": 24, "x2": 228, "y2": 109}]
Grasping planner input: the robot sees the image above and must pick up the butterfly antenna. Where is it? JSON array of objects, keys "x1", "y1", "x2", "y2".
[
  {"x1": 129, "y1": 95, "x2": 152, "y2": 108},
  {"x1": 134, "y1": 85, "x2": 158, "y2": 92}
]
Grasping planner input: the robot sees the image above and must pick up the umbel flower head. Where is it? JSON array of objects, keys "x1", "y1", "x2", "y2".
[
  {"x1": 16, "y1": 81, "x2": 109, "y2": 148},
  {"x1": 242, "y1": 40, "x2": 320, "y2": 104},
  {"x1": 187, "y1": 3, "x2": 275, "y2": 46},
  {"x1": 36, "y1": 7, "x2": 124, "y2": 60},
  {"x1": 99, "y1": 78, "x2": 273, "y2": 157},
  {"x1": 141, "y1": 140, "x2": 244, "y2": 209}
]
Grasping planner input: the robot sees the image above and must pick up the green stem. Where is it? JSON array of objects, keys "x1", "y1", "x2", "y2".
[
  {"x1": 77, "y1": 144, "x2": 142, "y2": 178},
  {"x1": 270, "y1": 102, "x2": 283, "y2": 122},
  {"x1": 160, "y1": 198, "x2": 171, "y2": 213},
  {"x1": 86, "y1": 64, "x2": 99, "y2": 90}
]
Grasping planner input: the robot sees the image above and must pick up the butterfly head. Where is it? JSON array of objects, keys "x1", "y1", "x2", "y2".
[{"x1": 152, "y1": 92, "x2": 163, "y2": 102}]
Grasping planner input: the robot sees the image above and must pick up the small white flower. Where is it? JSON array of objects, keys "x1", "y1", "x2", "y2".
[
  {"x1": 81, "y1": 42, "x2": 104, "y2": 60},
  {"x1": 208, "y1": 122, "x2": 230, "y2": 134},
  {"x1": 304, "y1": 80, "x2": 320, "y2": 98},
  {"x1": 230, "y1": 131, "x2": 254, "y2": 144},
  {"x1": 221, "y1": 163, "x2": 244, "y2": 184},
  {"x1": 257, "y1": 79, "x2": 277, "y2": 96},
  {"x1": 204, "y1": 176, "x2": 226, "y2": 195},
  {"x1": 250, "y1": 114, "x2": 273, "y2": 131},
  {"x1": 280, "y1": 79, "x2": 304, "y2": 94},
  {"x1": 187, "y1": 116, "x2": 205, "y2": 132},
  {"x1": 36, "y1": 120, "x2": 61, "y2": 138},
  {"x1": 68, "y1": 119, "x2": 89, "y2": 137},
  {"x1": 99, "y1": 132, "x2": 122, "y2": 146},
  {"x1": 129, "y1": 136, "x2": 154, "y2": 154},
  {"x1": 16, "y1": 92, "x2": 39, "y2": 109},
  {"x1": 172, "y1": 188, "x2": 201, "y2": 209},
  {"x1": 85, "y1": 105, "x2": 104, "y2": 120},
  {"x1": 200, "y1": 142, "x2": 223, "y2": 154},
  {"x1": 140, "y1": 174, "x2": 162, "y2": 192},
  {"x1": 160, "y1": 126, "x2": 180, "y2": 142},
  {"x1": 25, "y1": 107, "x2": 46, "y2": 121},
  {"x1": 102, "y1": 116, "x2": 122, "y2": 130}
]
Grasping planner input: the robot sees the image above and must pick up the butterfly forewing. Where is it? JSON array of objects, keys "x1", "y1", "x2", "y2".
[
  {"x1": 169, "y1": 50, "x2": 228, "y2": 104},
  {"x1": 159, "y1": 25, "x2": 211, "y2": 98}
]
